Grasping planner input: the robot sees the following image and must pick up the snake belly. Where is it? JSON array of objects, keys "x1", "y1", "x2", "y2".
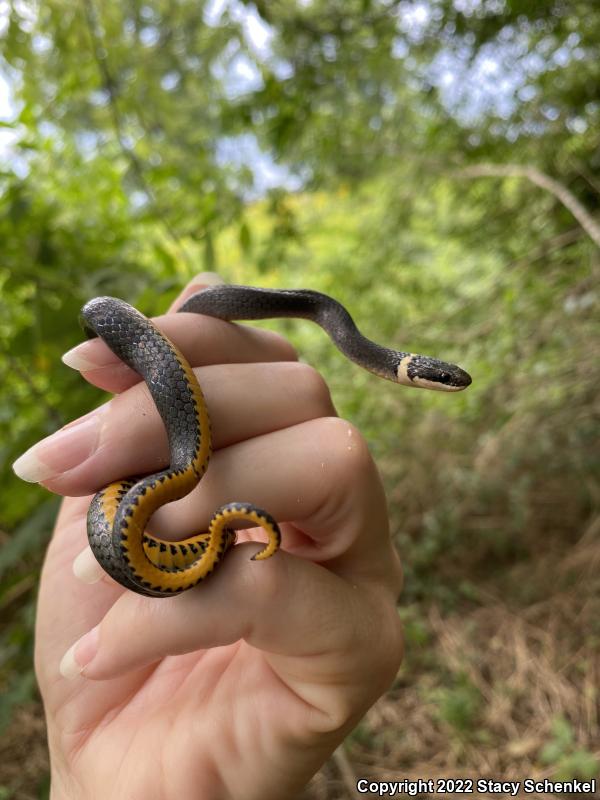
[
  {"x1": 82, "y1": 286, "x2": 470, "y2": 598},
  {"x1": 82, "y1": 296, "x2": 280, "y2": 598}
]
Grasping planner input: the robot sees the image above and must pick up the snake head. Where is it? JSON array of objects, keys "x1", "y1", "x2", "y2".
[{"x1": 396, "y1": 354, "x2": 472, "y2": 391}]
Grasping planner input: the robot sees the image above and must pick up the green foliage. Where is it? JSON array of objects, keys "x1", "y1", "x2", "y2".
[
  {"x1": 540, "y1": 716, "x2": 600, "y2": 781},
  {"x1": 0, "y1": 0, "x2": 598, "y2": 793},
  {"x1": 429, "y1": 671, "x2": 484, "y2": 737},
  {"x1": 398, "y1": 606, "x2": 431, "y2": 649},
  {"x1": 347, "y1": 720, "x2": 376, "y2": 750}
]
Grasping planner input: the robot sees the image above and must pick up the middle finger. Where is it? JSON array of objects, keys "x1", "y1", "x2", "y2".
[{"x1": 33, "y1": 360, "x2": 336, "y2": 496}]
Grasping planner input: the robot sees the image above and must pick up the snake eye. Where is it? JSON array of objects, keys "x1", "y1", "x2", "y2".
[{"x1": 438, "y1": 371, "x2": 452, "y2": 384}]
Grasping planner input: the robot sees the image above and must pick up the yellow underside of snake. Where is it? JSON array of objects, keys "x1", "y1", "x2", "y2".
[{"x1": 82, "y1": 286, "x2": 470, "y2": 597}]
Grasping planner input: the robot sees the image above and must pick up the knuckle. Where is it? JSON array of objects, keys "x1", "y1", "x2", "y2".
[
  {"x1": 319, "y1": 416, "x2": 375, "y2": 479},
  {"x1": 286, "y1": 362, "x2": 334, "y2": 414}
]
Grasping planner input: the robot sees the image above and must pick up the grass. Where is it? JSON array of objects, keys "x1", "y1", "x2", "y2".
[
  {"x1": 1, "y1": 185, "x2": 597, "y2": 798},
  {"x1": 302, "y1": 528, "x2": 600, "y2": 798},
  {"x1": 2, "y1": 515, "x2": 597, "y2": 800}
]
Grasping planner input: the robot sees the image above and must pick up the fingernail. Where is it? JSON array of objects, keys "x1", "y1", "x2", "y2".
[
  {"x1": 12, "y1": 409, "x2": 104, "y2": 483},
  {"x1": 73, "y1": 548, "x2": 104, "y2": 583},
  {"x1": 190, "y1": 271, "x2": 225, "y2": 287},
  {"x1": 62, "y1": 343, "x2": 111, "y2": 370},
  {"x1": 59, "y1": 625, "x2": 100, "y2": 680}
]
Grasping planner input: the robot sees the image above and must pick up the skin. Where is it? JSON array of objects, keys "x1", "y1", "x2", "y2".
[{"x1": 32, "y1": 276, "x2": 404, "y2": 800}]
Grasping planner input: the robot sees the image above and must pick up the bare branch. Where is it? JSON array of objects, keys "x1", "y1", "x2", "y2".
[
  {"x1": 452, "y1": 163, "x2": 600, "y2": 249},
  {"x1": 508, "y1": 226, "x2": 584, "y2": 269}
]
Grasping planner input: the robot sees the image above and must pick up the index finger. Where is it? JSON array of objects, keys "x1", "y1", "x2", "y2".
[{"x1": 62, "y1": 272, "x2": 298, "y2": 393}]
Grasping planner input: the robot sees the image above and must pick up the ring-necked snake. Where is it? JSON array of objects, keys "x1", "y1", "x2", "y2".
[{"x1": 81, "y1": 285, "x2": 472, "y2": 597}]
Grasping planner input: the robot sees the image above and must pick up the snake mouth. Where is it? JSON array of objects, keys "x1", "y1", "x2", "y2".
[
  {"x1": 412, "y1": 374, "x2": 471, "y2": 392},
  {"x1": 397, "y1": 355, "x2": 472, "y2": 391}
]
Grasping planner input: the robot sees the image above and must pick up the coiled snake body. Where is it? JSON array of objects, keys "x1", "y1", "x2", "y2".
[{"x1": 82, "y1": 286, "x2": 471, "y2": 597}]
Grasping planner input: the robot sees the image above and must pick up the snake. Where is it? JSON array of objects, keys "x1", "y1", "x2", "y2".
[{"x1": 81, "y1": 285, "x2": 472, "y2": 597}]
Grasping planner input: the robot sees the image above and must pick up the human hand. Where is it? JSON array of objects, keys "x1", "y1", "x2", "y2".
[{"x1": 20, "y1": 274, "x2": 403, "y2": 800}]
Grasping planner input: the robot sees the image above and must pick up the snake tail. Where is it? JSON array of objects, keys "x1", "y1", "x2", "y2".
[
  {"x1": 81, "y1": 297, "x2": 281, "y2": 597},
  {"x1": 80, "y1": 286, "x2": 470, "y2": 597}
]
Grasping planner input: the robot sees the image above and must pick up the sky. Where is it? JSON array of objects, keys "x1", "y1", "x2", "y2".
[
  {"x1": 0, "y1": 1, "x2": 578, "y2": 189},
  {"x1": 0, "y1": 1, "x2": 17, "y2": 158}
]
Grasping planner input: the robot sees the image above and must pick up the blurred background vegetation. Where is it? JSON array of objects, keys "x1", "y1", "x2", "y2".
[{"x1": 0, "y1": 1, "x2": 598, "y2": 797}]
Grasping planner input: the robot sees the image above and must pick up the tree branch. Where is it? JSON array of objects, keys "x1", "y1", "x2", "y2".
[
  {"x1": 452, "y1": 163, "x2": 600, "y2": 249},
  {"x1": 80, "y1": 0, "x2": 192, "y2": 267}
]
